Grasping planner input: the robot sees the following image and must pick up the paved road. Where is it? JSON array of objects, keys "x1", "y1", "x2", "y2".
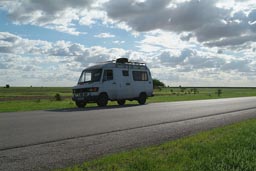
[{"x1": 0, "y1": 97, "x2": 256, "y2": 171}]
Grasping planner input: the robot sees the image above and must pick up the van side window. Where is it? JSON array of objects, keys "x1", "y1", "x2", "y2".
[
  {"x1": 132, "y1": 71, "x2": 148, "y2": 81},
  {"x1": 122, "y1": 70, "x2": 129, "y2": 76},
  {"x1": 103, "y1": 70, "x2": 113, "y2": 81}
]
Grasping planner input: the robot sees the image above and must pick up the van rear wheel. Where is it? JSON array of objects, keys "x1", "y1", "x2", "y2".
[
  {"x1": 138, "y1": 93, "x2": 147, "y2": 105},
  {"x1": 76, "y1": 101, "x2": 86, "y2": 108},
  {"x1": 117, "y1": 100, "x2": 126, "y2": 106},
  {"x1": 97, "y1": 93, "x2": 108, "y2": 107}
]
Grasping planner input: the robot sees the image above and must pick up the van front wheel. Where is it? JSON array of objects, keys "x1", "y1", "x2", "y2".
[
  {"x1": 117, "y1": 100, "x2": 126, "y2": 106},
  {"x1": 97, "y1": 93, "x2": 108, "y2": 107},
  {"x1": 76, "y1": 101, "x2": 86, "y2": 108},
  {"x1": 138, "y1": 93, "x2": 147, "y2": 105}
]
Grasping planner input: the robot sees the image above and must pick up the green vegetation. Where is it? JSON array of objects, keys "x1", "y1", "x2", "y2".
[
  {"x1": 0, "y1": 87, "x2": 256, "y2": 112},
  {"x1": 152, "y1": 78, "x2": 165, "y2": 88},
  {"x1": 153, "y1": 87, "x2": 256, "y2": 99},
  {"x1": 0, "y1": 87, "x2": 71, "y2": 97},
  {"x1": 0, "y1": 100, "x2": 75, "y2": 112},
  {"x1": 55, "y1": 118, "x2": 256, "y2": 171}
]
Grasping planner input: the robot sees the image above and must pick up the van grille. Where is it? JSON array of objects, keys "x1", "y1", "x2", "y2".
[{"x1": 73, "y1": 88, "x2": 87, "y2": 94}]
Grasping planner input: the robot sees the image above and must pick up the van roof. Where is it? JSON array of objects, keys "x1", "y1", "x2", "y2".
[{"x1": 84, "y1": 58, "x2": 148, "y2": 71}]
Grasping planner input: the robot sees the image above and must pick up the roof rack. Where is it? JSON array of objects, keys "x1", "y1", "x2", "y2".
[
  {"x1": 97, "y1": 58, "x2": 146, "y2": 67},
  {"x1": 115, "y1": 58, "x2": 146, "y2": 66}
]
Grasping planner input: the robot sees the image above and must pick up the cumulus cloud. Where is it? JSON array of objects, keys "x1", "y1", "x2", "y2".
[
  {"x1": 158, "y1": 49, "x2": 193, "y2": 67},
  {"x1": 0, "y1": 0, "x2": 95, "y2": 35},
  {"x1": 205, "y1": 34, "x2": 256, "y2": 47},
  {"x1": 104, "y1": 0, "x2": 228, "y2": 32},
  {"x1": 104, "y1": 0, "x2": 256, "y2": 48},
  {"x1": 0, "y1": 32, "x2": 128, "y2": 64},
  {"x1": 2, "y1": 0, "x2": 256, "y2": 48},
  {"x1": 156, "y1": 48, "x2": 253, "y2": 73},
  {"x1": 0, "y1": 32, "x2": 131, "y2": 86},
  {"x1": 221, "y1": 60, "x2": 252, "y2": 72},
  {"x1": 0, "y1": 32, "x2": 52, "y2": 54}
]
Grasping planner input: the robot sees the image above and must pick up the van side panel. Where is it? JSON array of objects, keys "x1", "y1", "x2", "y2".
[
  {"x1": 101, "y1": 69, "x2": 117, "y2": 100},
  {"x1": 116, "y1": 69, "x2": 133, "y2": 99}
]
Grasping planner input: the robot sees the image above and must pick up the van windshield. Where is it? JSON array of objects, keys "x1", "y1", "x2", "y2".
[{"x1": 78, "y1": 69, "x2": 102, "y2": 84}]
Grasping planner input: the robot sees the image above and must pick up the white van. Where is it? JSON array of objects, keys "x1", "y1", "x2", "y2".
[{"x1": 72, "y1": 58, "x2": 153, "y2": 107}]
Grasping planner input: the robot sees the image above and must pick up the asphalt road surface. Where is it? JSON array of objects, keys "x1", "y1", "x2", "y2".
[{"x1": 1, "y1": 97, "x2": 256, "y2": 171}]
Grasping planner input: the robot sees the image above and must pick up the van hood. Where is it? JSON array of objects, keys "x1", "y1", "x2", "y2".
[{"x1": 72, "y1": 82, "x2": 101, "y2": 90}]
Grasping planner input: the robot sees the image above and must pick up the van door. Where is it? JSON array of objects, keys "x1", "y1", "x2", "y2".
[
  {"x1": 102, "y1": 69, "x2": 117, "y2": 100},
  {"x1": 117, "y1": 70, "x2": 133, "y2": 99}
]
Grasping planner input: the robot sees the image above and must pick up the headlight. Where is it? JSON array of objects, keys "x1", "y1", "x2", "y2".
[{"x1": 87, "y1": 87, "x2": 99, "y2": 92}]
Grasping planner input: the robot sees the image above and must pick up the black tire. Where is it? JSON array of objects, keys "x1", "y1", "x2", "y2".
[
  {"x1": 97, "y1": 93, "x2": 108, "y2": 107},
  {"x1": 138, "y1": 93, "x2": 147, "y2": 105},
  {"x1": 117, "y1": 99, "x2": 126, "y2": 106},
  {"x1": 76, "y1": 101, "x2": 86, "y2": 108}
]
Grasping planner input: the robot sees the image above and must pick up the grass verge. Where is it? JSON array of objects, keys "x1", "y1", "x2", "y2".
[
  {"x1": 0, "y1": 100, "x2": 76, "y2": 112},
  {"x1": 1, "y1": 87, "x2": 256, "y2": 112},
  {"x1": 55, "y1": 118, "x2": 256, "y2": 171}
]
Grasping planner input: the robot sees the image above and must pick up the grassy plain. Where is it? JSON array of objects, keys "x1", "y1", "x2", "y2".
[
  {"x1": 55, "y1": 118, "x2": 256, "y2": 171},
  {"x1": 0, "y1": 87, "x2": 256, "y2": 112}
]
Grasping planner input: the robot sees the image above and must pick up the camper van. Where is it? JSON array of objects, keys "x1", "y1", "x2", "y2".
[{"x1": 72, "y1": 58, "x2": 153, "y2": 108}]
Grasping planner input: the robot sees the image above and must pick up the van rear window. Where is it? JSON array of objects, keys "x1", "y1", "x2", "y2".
[{"x1": 132, "y1": 71, "x2": 148, "y2": 81}]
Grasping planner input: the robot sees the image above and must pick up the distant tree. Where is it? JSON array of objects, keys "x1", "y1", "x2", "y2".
[
  {"x1": 180, "y1": 87, "x2": 186, "y2": 93},
  {"x1": 153, "y1": 79, "x2": 165, "y2": 89},
  {"x1": 5, "y1": 84, "x2": 10, "y2": 88},
  {"x1": 191, "y1": 88, "x2": 199, "y2": 94},
  {"x1": 217, "y1": 89, "x2": 222, "y2": 97}
]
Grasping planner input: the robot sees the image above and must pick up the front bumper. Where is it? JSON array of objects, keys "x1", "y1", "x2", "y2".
[{"x1": 72, "y1": 92, "x2": 98, "y2": 102}]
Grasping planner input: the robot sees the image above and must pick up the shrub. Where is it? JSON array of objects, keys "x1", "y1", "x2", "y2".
[
  {"x1": 153, "y1": 79, "x2": 165, "y2": 89},
  {"x1": 54, "y1": 93, "x2": 62, "y2": 101},
  {"x1": 35, "y1": 99, "x2": 41, "y2": 103},
  {"x1": 217, "y1": 89, "x2": 222, "y2": 97}
]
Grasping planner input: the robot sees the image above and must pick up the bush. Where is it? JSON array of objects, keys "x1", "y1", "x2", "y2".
[
  {"x1": 217, "y1": 89, "x2": 222, "y2": 97},
  {"x1": 153, "y1": 79, "x2": 165, "y2": 89},
  {"x1": 35, "y1": 99, "x2": 41, "y2": 103},
  {"x1": 54, "y1": 93, "x2": 62, "y2": 101}
]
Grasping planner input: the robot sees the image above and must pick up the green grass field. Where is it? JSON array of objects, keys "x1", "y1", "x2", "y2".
[
  {"x1": 0, "y1": 87, "x2": 256, "y2": 112},
  {"x1": 55, "y1": 118, "x2": 256, "y2": 171},
  {"x1": 0, "y1": 87, "x2": 71, "y2": 97}
]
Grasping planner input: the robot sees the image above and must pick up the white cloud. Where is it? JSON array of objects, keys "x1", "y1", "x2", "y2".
[
  {"x1": 137, "y1": 30, "x2": 192, "y2": 53},
  {"x1": 155, "y1": 47, "x2": 255, "y2": 73},
  {"x1": 0, "y1": 0, "x2": 95, "y2": 35},
  {"x1": 104, "y1": 0, "x2": 256, "y2": 50},
  {"x1": 1, "y1": 31, "x2": 255, "y2": 87},
  {"x1": 113, "y1": 40, "x2": 125, "y2": 44},
  {"x1": 94, "y1": 32, "x2": 115, "y2": 38},
  {"x1": 0, "y1": 32, "x2": 128, "y2": 86}
]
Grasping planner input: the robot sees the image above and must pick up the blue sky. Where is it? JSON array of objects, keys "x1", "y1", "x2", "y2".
[{"x1": 0, "y1": 0, "x2": 256, "y2": 87}]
